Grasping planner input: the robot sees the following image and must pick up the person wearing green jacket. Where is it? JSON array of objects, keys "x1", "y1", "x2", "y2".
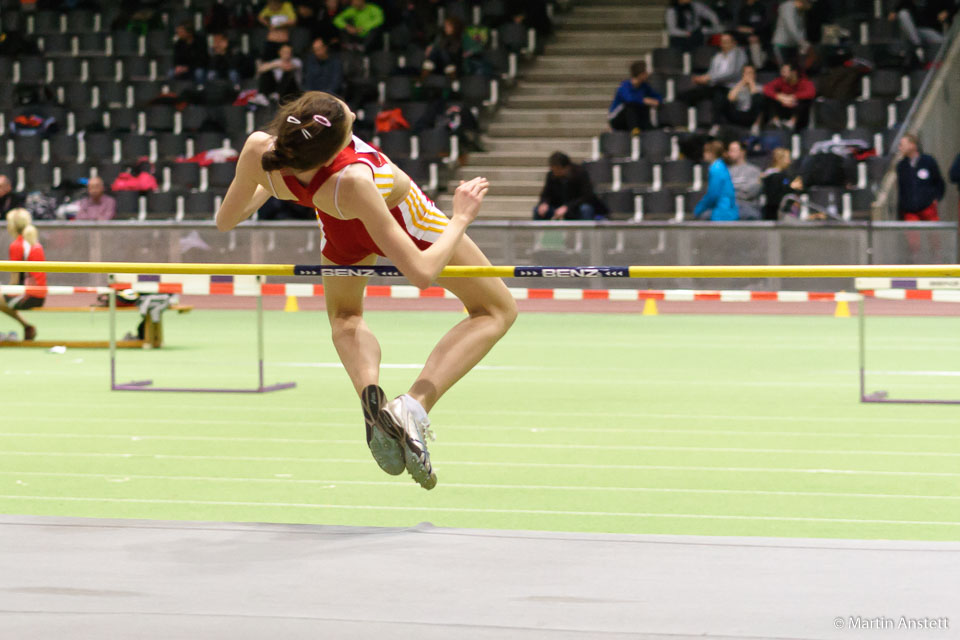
[{"x1": 333, "y1": 0, "x2": 384, "y2": 51}]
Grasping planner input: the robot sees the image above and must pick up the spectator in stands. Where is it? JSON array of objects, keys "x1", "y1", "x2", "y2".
[
  {"x1": 608, "y1": 61, "x2": 662, "y2": 134},
  {"x1": 772, "y1": 0, "x2": 810, "y2": 67},
  {"x1": 733, "y1": 0, "x2": 773, "y2": 68},
  {"x1": 303, "y1": 37, "x2": 344, "y2": 94},
  {"x1": 723, "y1": 64, "x2": 763, "y2": 132},
  {"x1": 665, "y1": 0, "x2": 722, "y2": 52},
  {"x1": 726, "y1": 140, "x2": 763, "y2": 219},
  {"x1": 75, "y1": 177, "x2": 116, "y2": 221},
  {"x1": 1, "y1": 208, "x2": 41, "y2": 340},
  {"x1": 762, "y1": 147, "x2": 802, "y2": 220},
  {"x1": 171, "y1": 21, "x2": 208, "y2": 83},
  {"x1": 515, "y1": 0, "x2": 554, "y2": 39},
  {"x1": 334, "y1": 0, "x2": 385, "y2": 52},
  {"x1": 297, "y1": 0, "x2": 344, "y2": 44},
  {"x1": 259, "y1": 0, "x2": 298, "y2": 60},
  {"x1": 694, "y1": 140, "x2": 739, "y2": 221},
  {"x1": 889, "y1": 0, "x2": 955, "y2": 63},
  {"x1": 533, "y1": 152, "x2": 607, "y2": 221},
  {"x1": 763, "y1": 62, "x2": 815, "y2": 130},
  {"x1": 896, "y1": 133, "x2": 945, "y2": 221},
  {"x1": 423, "y1": 16, "x2": 465, "y2": 79},
  {"x1": 680, "y1": 32, "x2": 747, "y2": 117},
  {"x1": 258, "y1": 43, "x2": 303, "y2": 104},
  {"x1": 0, "y1": 175, "x2": 22, "y2": 220},
  {"x1": 207, "y1": 32, "x2": 250, "y2": 87}
]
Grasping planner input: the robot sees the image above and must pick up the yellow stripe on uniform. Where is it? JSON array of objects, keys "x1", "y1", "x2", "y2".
[
  {"x1": 408, "y1": 190, "x2": 447, "y2": 230},
  {"x1": 404, "y1": 193, "x2": 446, "y2": 234},
  {"x1": 410, "y1": 187, "x2": 449, "y2": 225}
]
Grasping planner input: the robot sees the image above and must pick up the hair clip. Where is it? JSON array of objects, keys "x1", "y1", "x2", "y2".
[
  {"x1": 313, "y1": 114, "x2": 332, "y2": 127},
  {"x1": 301, "y1": 129, "x2": 312, "y2": 140},
  {"x1": 286, "y1": 115, "x2": 302, "y2": 125}
]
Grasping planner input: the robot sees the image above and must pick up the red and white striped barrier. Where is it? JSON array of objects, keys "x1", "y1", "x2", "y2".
[{"x1": 0, "y1": 285, "x2": 112, "y2": 296}]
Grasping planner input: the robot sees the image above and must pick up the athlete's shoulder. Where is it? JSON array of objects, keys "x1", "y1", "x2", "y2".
[{"x1": 242, "y1": 131, "x2": 274, "y2": 156}]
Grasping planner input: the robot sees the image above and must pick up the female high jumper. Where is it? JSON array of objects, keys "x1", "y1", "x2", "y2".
[{"x1": 216, "y1": 91, "x2": 517, "y2": 490}]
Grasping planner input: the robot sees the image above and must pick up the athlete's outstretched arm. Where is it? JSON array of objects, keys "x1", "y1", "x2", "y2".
[
  {"x1": 334, "y1": 165, "x2": 488, "y2": 289},
  {"x1": 216, "y1": 134, "x2": 273, "y2": 231}
]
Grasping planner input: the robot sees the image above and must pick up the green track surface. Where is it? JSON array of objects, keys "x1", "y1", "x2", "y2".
[{"x1": 1, "y1": 309, "x2": 958, "y2": 541}]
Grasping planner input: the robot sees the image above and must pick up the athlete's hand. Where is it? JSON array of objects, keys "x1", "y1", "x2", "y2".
[{"x1": 452, "y1": 177, "x2": 489, "y2": 224}]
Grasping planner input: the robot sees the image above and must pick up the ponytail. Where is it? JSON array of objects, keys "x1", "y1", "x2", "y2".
[
  {"x1": 22, "y1": 225, "x2": 38, "y2": 244},
  {"x1": 261, "y1": 149, "x2": 288, "y2": 172}
]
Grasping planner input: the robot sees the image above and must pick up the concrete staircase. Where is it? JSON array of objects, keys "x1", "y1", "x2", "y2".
[{"x1": 435, "y1": 0, "x2": 668, "y2": 219}]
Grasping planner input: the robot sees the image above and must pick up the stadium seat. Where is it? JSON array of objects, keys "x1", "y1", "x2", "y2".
[
  {"x1": 418, "y1": 127, "x2": 451, "y2": 160},
  {"x1": 183, "y1": 192, "x2": 216, "y2": 219},
  {"x1": 96, "y1": 82, "x2": 127, "y2": 108},
  {"x1": 31, "y1": 10, "x2": 62, "y2": 34},
  {"x1": 207, "y1": 163, "x2": 235, "y2": 190},
  {"x1": 59, "y1": 82, "x2": 94, "y2": 109},
  {"x1": 41, "y1": 33, "x2": 73, "y2": 55},
  {"x1": 48, "y1": 135, "x2": 79, "y2": 162},
  {"x1": 601, "y1": 190, "x2": 636, "y2": 220},
  {"x1": 85, "y1": 135, "x2": 115, "y2": 164},
  {"x1": 640, "y1": 130, "x2": 671, "y2": 162},
  {"x1": 73, "y1": 107, "x2": 104, "y2": 132},
  {"x1": 107, "y1": 108, "x2": 137, "y2": 134},
  {"x1": 113, "y1": 191, "x2": 141, "y2": 219},
  {"x1": 640, "y1": 189, "x2": 675, "y2": 220},
  {"x1": 17, "y1": 56, "x2": 45, "y2": 84},
  {"x1": 459, "y1": 75, "x2": 492, "y2": 106},
  {"x1": 813, "y1": 99, "x2": 849, "y2": 131},
  {"x1": 582, "y1": 158, "x2": 613, "y2": 188},
  {"x1": 865, "y1": 156, "x2": 890, "y2": 185},
  {"x1": 121, "y1": 56, "x2": 152, "y2": 80},
  {"x1": 60, "y1": 162, "x2": 93, "y2": 185},
  {"x1": 23, "y1": 163, "x2": 55, "y2": 189},
  {"x1": 384, "y1": 75, "x2": 413, "y2": 102},
  {"x1": 119, "y1": 134, "x2": 151, "y2": 161},
  {"x1": 599, "y1": 131, "x2": 631, "y2": 159},
  {"x1": 147, "y1": 191, "x2": 177, "y2": 218},
  {"x1": 145, "y1": 105, "x2": 176, "y2": 133},
  {"x1": 13, "y1": 137, "x2": 44, "y2": 162},
  {"x1": 855, "y1": 99, "x2": 889, "y2": 131},
  {"x1": 111, "y1": 31, "x2": 141, "y2": 57},
  {"x1": 221, "y1": 107, "x2": 249, "y2": 137},
  {"x1": 77, "y1": 33, "x2": 107, "y2": 54},
  {"x1": 660, "y1": 159, "x2": 694, "y2": 188},
  {"x1": 619, "y1": 160, "x2": 653, "y2": 187},
  {"x1": 377, "y1": 130, "x2": 413, "y2": 159},
  {"x1": 841, "y1": 127, "x2": 872, "y2": 144},
  {"x1": 690, "y1": 45, "x2": 715, "y2": 73},
  {"x1": 481, "y1": 0, "x2": 508, "y2": 26},
  {"x1": 51, "y1": 57, "x2": 83, "y2": 82},
  {"x1": 652, "y1": 48, "x2": 683, "y2": 75},
  {"x1": 368, "y1": 51, "x2": 397, "y2": 78},
  {"x1": 168, "y1": 163, "x2": 201, "y2": 191},
  {"x1": 87, "y1": 56, "x2": 118, "y2": 82},
  {"x1": 386, "y1": 24, "x2": 413, "y2": 50},
  {"x1": 657, "y1": 102, "x2": 688, "y2": 129},
  {"x1": 849, "y1": 188, "x2": 874, "y2": 218},
  {"x1": 683, "y1": 188, "x2": 707, "y2": 215},
  {"x1": 868, "y1": 69, "x2": 902, "y2": 99},
  {"x1": 694, "y1": 100, "x2": 713, "y2": 129}
]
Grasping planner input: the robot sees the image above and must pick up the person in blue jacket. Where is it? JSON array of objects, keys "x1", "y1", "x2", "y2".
[
  {"x1": 694, "y1": 140, "x2": 739, "y2": 221},
  {"x1": 608, "y1": 61, "x2": 663, "y2": 134}
]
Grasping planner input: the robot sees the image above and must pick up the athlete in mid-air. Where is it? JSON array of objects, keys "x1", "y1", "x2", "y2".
[{"x1": 216, "y1": 91, "x2": 517, "y2": 490}]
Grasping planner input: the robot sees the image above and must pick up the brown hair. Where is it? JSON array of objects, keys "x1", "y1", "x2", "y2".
[
  {"x1": 902, "y1": 132, "x2": 921, "y2": 153},
  {"x1": 771, "y1": 147, "x2": 792, "y2": 171},
  {"x1": 630, "y1": 60, "x2": 647, "y2": 78},
  {"x1": 261, "y1": 92, "x2": 352, "y2": 172},
  {"x1": 703, "y1": 140, "x2": 725, "y2": 159}
]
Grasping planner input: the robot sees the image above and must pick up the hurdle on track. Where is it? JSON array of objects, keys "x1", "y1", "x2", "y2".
[{"x1": 856, "y1": 277, "x2": 960, "y2": 406}]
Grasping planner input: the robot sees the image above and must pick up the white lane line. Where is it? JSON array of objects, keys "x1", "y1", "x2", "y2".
[
  {"x1": 7, "y1": 420, "x2": 959, "y2": 440},
  {"x1": 0, "y1": 494, "x2": 957, "y2": 527},
  {"x1": 5, "y1": 403, "x2": 960, "y2": 427},
  {"x1": 2, "y1": 470, "x2": 957, "y2": 501},
  {"x1": 0, "y1": 451, "x2": 956, "y2": 477},
  {"x1": 1, "y1": 435, "x2": 956, "y2": 457}
]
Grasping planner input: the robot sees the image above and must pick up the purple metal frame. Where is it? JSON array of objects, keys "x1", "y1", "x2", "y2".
[
  {"x1": 108, "y1": 282, "x2": 295, "y2": 394},
  {"x1": 110, "y1": 359, "x2": 296, "y2": 394}
]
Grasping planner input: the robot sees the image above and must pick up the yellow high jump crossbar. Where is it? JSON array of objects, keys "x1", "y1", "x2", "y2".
[{"x1": 2, "y1": 261, "x2": 960, "y2": 279}]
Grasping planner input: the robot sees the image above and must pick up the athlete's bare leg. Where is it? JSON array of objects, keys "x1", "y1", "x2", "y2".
[
  {"x1": 0, "y1": 299, "x2": 31, "y2": 331},
  {"x1": 407, "y1": 235, "x2": 517, "y2": 411},
  {"x1": 322, "y1": 254, "x2": 382, "y2": 395}
]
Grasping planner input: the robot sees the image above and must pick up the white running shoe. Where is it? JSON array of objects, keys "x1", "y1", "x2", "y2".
[{"x1": 381, "y1": 397, "x2": 437, "y2": 490}]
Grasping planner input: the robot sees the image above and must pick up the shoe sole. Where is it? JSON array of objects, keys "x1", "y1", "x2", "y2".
[
  {"x1": 361, "y1": 385, "x2": 405, "y2": 476},
  {"x1": 379, "y1": 405, "x2": 438, "y2": 491}
]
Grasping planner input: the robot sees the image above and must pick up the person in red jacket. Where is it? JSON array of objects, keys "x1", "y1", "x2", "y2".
[
  {"x1": 2, "y1": 208, "x2": 44, "y2": 340},
  {"x1": 763, "y1": 61, "x2": 816, "y2": 130}
]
